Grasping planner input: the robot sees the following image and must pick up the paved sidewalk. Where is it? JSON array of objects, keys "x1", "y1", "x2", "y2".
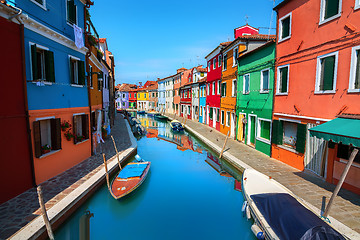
[
  {"x1": 0, "y1": 114, "x2": 132, "y2": 240},
  {"x1": 168, "y1": 114, "x2": 360, "y2": 236}
]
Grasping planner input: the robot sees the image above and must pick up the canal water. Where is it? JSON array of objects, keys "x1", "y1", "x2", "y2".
[{"x1": 54, "y1": 114, "x2": 255, "y2": 240}]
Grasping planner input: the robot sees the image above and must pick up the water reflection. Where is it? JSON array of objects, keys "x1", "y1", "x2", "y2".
[{"x1": 79, "y1": 211, "x2": 93, "y2": 240}]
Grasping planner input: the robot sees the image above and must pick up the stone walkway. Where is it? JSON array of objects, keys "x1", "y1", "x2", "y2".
[
  {"x1": 167, "y1": 114, "x2": 360, "y2": 236},
  {"x1": 0, "y1": 114, "x2": 131, "y2": 240}
]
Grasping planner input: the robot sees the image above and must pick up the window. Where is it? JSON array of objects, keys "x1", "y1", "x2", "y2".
[
  {"x1": 232, "y1": 79, "x2": 237, "y2": 97},
  {"x1": 320, "y1": 0, "x2": 341, "y2": 24},
  {"x1": 337, "y1": 143, "x2": 360, "y2": 164},
  {"x1": 277, "y1": 65, "x2": 289, "y2": 94},
  {"x1": 221, "y1": 82, "x2": 227, "y2": 97},
  {"x1": 257, "y1": 119, "x2": 271, "y2": 144},
  {"x1": 31, "y1": 44, "x2": 55, "y2": 82},
  {"x1": 279, "y1": 13, "x2": 291, "y2": 41},
  {"x1": 349, "y1": 46, "x2": 360, "y2": 92},
  {"x1": 73, "y1": 114, "x2": 89, "y2": 144},
  {"x1": 212, "y1": 82, "x2": 215, "y2": 95},
  {"x1": 129, "y1": 93, "x2": 132, "y2": 98},
  {"x1": 122, "y1": 93, "x2": 126, "y2": 98},
  {"x1": 221, "y1": 110, "x2": 225, "y2": 125},
  {"x1": 31, "y1": 0, "x2": 46, "y2": 9},
  {"x1": 33, "y1": 118, "x2": 61, "y2": 158},
  {"x1": 223, "y1": 54, "x2": 227, "y2": 70},
  {"x1": 356, "y1": 0, "x2": 360, "y2": 10},
  {"x1": 208, "y1": 61, "x2": 211, "y2": 72},
  {"x1": 218, "y1": 55, "x2": 222, "y2": 67},
  {"x1": 315, "y1": 52, "x2": 338, "y2": 93},
  {"x1": 260, "y1": 69, "x2": 270, "y2": 93},
  {"x1": 207, "y1": 84, "x2": 210, "y2": 95},
  {"x1": 271, "y1": 120, "x2": 307, "y2": 153},
  {"x1": 243, "y1": 74, "x2": 250, "y2": 94},
  {"x1": 213, "y1": 58, "x2": 216, "y2": 70},
  {"x1": 200, "y1": 107, "x2": 203, "y2": 116},
  {"x1": 187, "y1": 106, "x2": 191, "y2": 115},
  {"x1": 226, "y1": 112, "x2": 230, "y2": 127},
  {"x1": 209, "y1": 108, "x2": 213, "y2": 120},
  {"x1": 69, "y1": 56, "x2": 85, "y2": 85},
  {"x1": 216, "y1": 108, "x2": 220, "y2": 122},
  {"x1": 66, "y1": 0, "x2": 77, "y2": 25},
  {"x1": 233, "y1": 47, "x2": 238, "y2": 66},
  {"x1": 217, "y1": 80, "x2": 220, "y2": 94}
]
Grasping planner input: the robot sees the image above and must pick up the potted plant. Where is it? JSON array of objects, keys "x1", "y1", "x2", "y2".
[
  {"x1": 61, "y1": 120, "x2": 71, "y2": 131},
  {"x1": 64, "y1": 131, "x2": 74, "y2": 141},
  {"x1": 76, "y1": 135, "x2": 85, "y2": 142},
  {"x1": 41, "y1": 144, "x2": 51, "y2": 154}
]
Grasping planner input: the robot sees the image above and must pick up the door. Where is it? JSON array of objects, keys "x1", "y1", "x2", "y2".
[
  {"x1": 213, "y1": 108, "x2": 216, "y2": 128},
  {"x1": 237, "y1": 114, "x2": 245, "y2": 142},
  {"x1": 206, "y1": 106, "x2": 209, "y2": 125},
  {"x1": 248, "y1": 115, "x2": 256, "y2": 146},
  {"x1": 231, "y1": 113, "x2": 236, "y2": 138}
]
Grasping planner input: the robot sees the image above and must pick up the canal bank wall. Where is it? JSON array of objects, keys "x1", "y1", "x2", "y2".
[
  {"x1": 0, "y1": 115, "x2": 137, "y2": 240},
  {"x1": 166, "y1": 114, "x2": 360, "y2": 239}
]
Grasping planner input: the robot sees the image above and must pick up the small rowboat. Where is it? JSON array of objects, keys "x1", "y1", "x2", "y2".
[
  {"x1": 110, "y1": 156, "x2": 151, "y2": 199},
  {"x1": 242, "y1": 169, "x2": 346, "y2": 240},
  {"x1": 170, "y1": 120, "x2": 184, "y2": 132},
  {"x1": 154, "y1": 113, "x2": 168, "y2": 121}
]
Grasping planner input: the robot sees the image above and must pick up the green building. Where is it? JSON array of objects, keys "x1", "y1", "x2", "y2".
[{"x1": 236, "y1": 41, "x2": 275, "y2": 156}]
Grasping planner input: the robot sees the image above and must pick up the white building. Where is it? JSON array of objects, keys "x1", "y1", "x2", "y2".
[
  {"x1": 164, "y1": 75, "x2": 175, "y2": 114},
  {"x1": 191, "y1": 66, "x2": 207, "y2": 121}
]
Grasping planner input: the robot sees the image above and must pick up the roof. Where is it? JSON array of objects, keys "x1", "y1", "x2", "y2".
[
  {"x1": 147, "y1": 83, "x2": 158, "y2": 91},
  {"x1": 117, "y1": 83, "x2": 137, "y2": 92},
  {"x1": 223, "y1": 34, "x2": 276, "y2": 52},
  {"x1": 195, "y1": 66, "x2": 207, "y2": 72},
  {"x1": 237, "y1": 40, "x2": 276, "y2": 59},
  {"x1": 99, "y1": 38, "x2": 107, "y2": 43},
  {"x1": 198, "y1": 77, "x2": 207, "y2": 83},
  {"x1": 274, "y1": 0, "x2": 291, "y2": 10},
  {"x1": 309, "y1": 117, "x2": 360, "y2": 147}
]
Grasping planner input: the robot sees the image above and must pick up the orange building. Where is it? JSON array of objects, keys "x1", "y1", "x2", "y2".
[
  {"x1": 220, "y1": 26, "x2": 271, "y2": 138},
  {"x1": 273, "y1": 0, "x2": 360, "y2": 194}
]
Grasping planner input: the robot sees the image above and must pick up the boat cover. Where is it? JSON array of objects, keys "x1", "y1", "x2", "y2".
[
  {"x1": 250, "y1": 193, "x2": 345, "y2": 240},
  {"x1": 118, "y1": 163, "x2": 147, "y2": 179}
]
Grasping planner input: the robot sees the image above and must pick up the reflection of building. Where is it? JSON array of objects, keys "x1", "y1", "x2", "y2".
[
  {"x1": 205, "y1": 153, "x2": 232, "y2": 177},
  {"x1": 146, "y1": 128, "x2": 158, "y2": 138}
]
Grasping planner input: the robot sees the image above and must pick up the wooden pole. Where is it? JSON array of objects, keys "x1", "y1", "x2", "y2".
[
  {"x1": 37, "y1": 186, "x2": 54, "y2": 240},
  {"x1": 184, "y1": 117, "x2": 187, "y2": 125},
  {"x1": 219, "y1": 131, "x2": 230, "y2": 159},
  {"x1": 111, "y1": 135, "x2": 122, "y2": 170},
  {"x1": 103, "y1": 153, "x2": 110, "y2": 190},
  {"x1": 323, "y1": 148, "x2": 358, "y2": 218}
]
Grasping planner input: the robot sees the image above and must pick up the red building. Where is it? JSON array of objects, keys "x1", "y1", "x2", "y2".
[
  {"x1": 128, "y1": 88, "x2": 137, "y2": 109},
  {"x1": 273, "y1": 0, "x2": 360, "y2": 194},
  {"x1": 205, "y1": 42, "x2": 231, "y2": 131},
  {"x1": 180, "y1": 82, "x2": 193, "y2": 119},
  {"x1": 0, "y1": 11, "x2": 35, "y2": 203}
]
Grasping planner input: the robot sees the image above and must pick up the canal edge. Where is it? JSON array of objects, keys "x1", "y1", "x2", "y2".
[
  {"x1": 166, "y1": 115, "x2": 360, "y2": 240},
  {"x1": 9, "y1": 116, "x2": 138, "y2": 240}
]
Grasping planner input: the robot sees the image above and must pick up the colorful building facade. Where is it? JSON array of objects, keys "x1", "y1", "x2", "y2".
[
  {"x1": 273, "y1": 0, "x2": 360, "y2": 194},
  {"x1": 236, "y1": 41, "x2": 276, "y2": 156},
  {"x1": 199, "y1": 77, "x2": 207, "y2": 124}
]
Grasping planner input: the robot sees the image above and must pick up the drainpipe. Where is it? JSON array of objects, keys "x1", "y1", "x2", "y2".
[{"x1": 19, "y1": 19, "x2": 37, "y2": 186}]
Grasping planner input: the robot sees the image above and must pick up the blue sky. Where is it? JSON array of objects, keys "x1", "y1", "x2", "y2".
[{"x1": 90, "y1": 0, "x2": 279, "y2": 85}]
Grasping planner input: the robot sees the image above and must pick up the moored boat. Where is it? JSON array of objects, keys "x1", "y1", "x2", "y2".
[
  {"x1": 147, "y1": 110, "x2": 159, "y2": 117},
  {"x1": 137, "y1": 110, "x2": 146, "y2": 115},
  {"x1": 110, "y1": 155, "x2": 151, "y2": 199},
  {"x1": 154, "y1": 113, "x2": 168, "y2": 121},
  {"x1": 242, "y1": 169, "x2": 346, "y2": 240},
  {"x1": 170, "y1": 120, "x2": 184, "y2": 132}
]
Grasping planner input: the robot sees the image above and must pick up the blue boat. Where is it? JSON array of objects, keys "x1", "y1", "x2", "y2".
[
  {"x1": 137, "y1": 110, "x2": 146, "y2": 115},
  {"x1": 170, "y1": 120, "x2": 184, "y2": 132}
]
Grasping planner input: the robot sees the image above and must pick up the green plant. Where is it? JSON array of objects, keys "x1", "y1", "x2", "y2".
[
  {"x1": 87, "y1": 34, "x2": 97, "y2": 47},
  {"x1": 41, "y1": 144, "x2": 51, "y2": 153},
  {"x1": 61, "y1": 120, "x2": 72, "y2": 131},
  {"x1": 97, "y1": 48, "x2": 103, "y2": 60},
  {"x1": 76, "y1": 135, "x2": 85, "y2": 142},
  {"x1": 64, "y1": 131, "x2": 74, "y2": 141}
]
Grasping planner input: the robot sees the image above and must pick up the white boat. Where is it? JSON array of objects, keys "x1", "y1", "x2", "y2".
[{"x1": 242, "y1": 169, "x2": 346, "y2": 240}]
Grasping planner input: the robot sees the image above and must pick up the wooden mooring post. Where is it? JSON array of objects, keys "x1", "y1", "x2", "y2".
[
  {"x1": 323, "y1": 148, "x2": 358, "y2": 218},
  {"x1": 219, "y1": 131, "x2": 230, "y2": 159},
  {"x1": 37, "y1": 186, "x2": 54, "y2": 240},
  {"x1": 103, "y1": 154, "x2": 110, "y2": 190},
  {"x1": 111, "y1": 135, "x2": 122, "y2": 171}
]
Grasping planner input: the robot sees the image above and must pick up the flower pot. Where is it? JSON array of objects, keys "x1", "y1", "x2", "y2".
[{"x1": 42, "y1": 149, "x2": 51, "y2": 154}]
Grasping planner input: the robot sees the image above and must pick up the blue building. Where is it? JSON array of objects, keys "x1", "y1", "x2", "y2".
[
  {"x1": 157, "y1": 78, "x2": 166, "y2": 112},
  {"x1": 199, "y1": 78, "x2": 207, "y2": 124},
  {"x1": 13, "y1": 0, "x2": 92, "y2": 184}
]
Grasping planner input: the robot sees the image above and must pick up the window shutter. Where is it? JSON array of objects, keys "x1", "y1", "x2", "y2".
[
  {"x1": 323, "y1": 56, "x2": 335, "y2": 91},
  {"x1": 33, "y1": 121, "x2": 42, "y2": 158},
  {"x1": 73, "y1": 115, "x2": 78, "y2": 144},
  {"x1": 78, "y1": 61, "x2": 85, "y2": 85},
  {"x1": 280, "y1": 67, "x2": 288, "y2": 93},
  {"x1": 31, "y1": 44, "x2": 38, "y2": 80},
  {"x1": 355, "y1": 50, "x2": 360, "y2": 89},
  {"x1": 82, "y1": 114, "x2": 89, "y2": 139},
  {"x1": 325, "y1": 0, "x2": 339, "y2": 19},
  {"x1": 272, "y1": 120, "x2": 283, "y2": 145},
  {"x1": 51, "y1": 118, "x2": 62, "y2": 150},
  {"x1": 296, "y1": 123, "x2": 307, "y2": 154},
  {"x1": 69, "y1": 59, "x2": 75, "y2": 84},
  {"x1": 45, "y1": 50, "x2": 55, "y2": 83}
]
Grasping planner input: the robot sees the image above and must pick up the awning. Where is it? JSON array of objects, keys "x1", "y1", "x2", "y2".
[{"x1": 309, "y1": 118, "x2": 360, "y2": 147}]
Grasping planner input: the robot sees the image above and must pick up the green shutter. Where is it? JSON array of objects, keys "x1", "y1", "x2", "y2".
[
  {"x1": 31, "y1": 44, "x2": 38, "y2": 80},
  {"x1": 324, "y1": 0, "x2": 339, "y2": 19},
  {"x1": 296, "y1": 123, "x2": 307, "y2": 154},
  {"x1": 281, "y1": 17, "x2": 290, "y2": 38},
  {"x1": 280, "y1": 67, "x2": 288, "y2": 93},
  {"x1": 78, "y1": 61, "x2": 85, "y2": 85},
  {"x1": 322, "y1": 56, "x2": 335, "y2": 91},
  {"x1": 272, "y1": 120, "x2": 283, "y2": 145},
  {"x1": 45, "y1": 50, "x2": 55, "y2": 82},
  {"x1": 355, "y1": 50, "x2": 360, "y2": 89}
]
